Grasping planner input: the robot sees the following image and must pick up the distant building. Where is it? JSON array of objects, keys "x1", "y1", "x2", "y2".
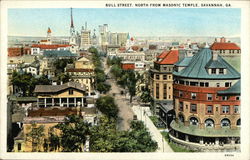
[
  {"x1": 121, "y1": 61, "x2": 145, "y2": 71},
  {"x1": 39, "y1": 57, "x2": 56, "y2": 78},
  {"x1": 210, "y1": 37, "x2": 241, "y2": 56},
  {"x1": 43, "y1": 50, "x2": 77, "y2": 59},
  {"x1": 171, "y1": 45, "x2": 240, "y2": 151},
  {"x1": 116, "y1": 52, "x2": 145, "y2": 62},
  {"x1": 31, "y1": 44, "x2": 71, "y2": 55},
  {"x1": 8, "y1": 47, "x2": 31, "y2": 57},
  {"x1": 80, "y1": 22, "x2": 91, "y2": 50},
  {"x1": 149, "y1": 48, "x2": 179, "y2": 127},
  {"x1": 40, "y1": 28, "x2": 52, "y2": 45}
]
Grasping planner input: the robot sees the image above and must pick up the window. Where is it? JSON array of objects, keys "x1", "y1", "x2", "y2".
[
  {"x1": 200, "y1": 82, "x2": 204, "y2": 87},
  {"x1": 205, "y1": 82, "x2": 209, "y2": 87},
  {"x1": 69, "y1": 89, "x2": 73, "y2": 95},
  {"x1": 168, "y1": 75, "x2": 171, "y2": 79},
  {"x1": 222, "y1": 96, "x2": 228, "y2": 101},
  {"x1": 225, "y1": 82, "x2": 231, "y2": 87},
  {"x1": 237, "y1": 119, "x2": 241, "y2": 126},
  {"x1": 180, "y1": 80, "x2": 184, "y2": 85},
  {"x1": 216, "y1": 83, "x2": 220, "y2": 87},
  {"x1": 212, "y1": 68, "x2": 216, "y2": 74},
  {"x1": 236, "y1": 96, "x2": 240, "y2": 100},
  {"x1": 185, "y1": 81, "x2": 189, "y2": 85},
  {"x1": 207, "y1": 105, "x2": 213, "y2": 114},
  {"x1": 190, "y1": 104, "x2": 197, "y2": 113},
  {"x1": 189, "y1": 117, "x2": 198, "y2": 125},
  {"x1": 156, "y1": 83, "x2": 159, "y2": 99},
  {"x1": 191, "y1": 93, "x2": 196, "y2": 99},
  {"x1": 179, "y1": 91, "x2": 183, "y2": 97},
  {"x1": 163, "y1": 75, "x2": 167, "y2": 80},
  {"x1": 207, "y1": 94, "x2": 213, "y2": 100},
  {"x1": 222, "y1": 105, "x2": 230, "y2": 114},
  {"x1": 156, "y1": 75, "x2": 160, "y2": 80},
  {"x1": 205, "y1": 119, "x2": 214, "y2": 128},
  {"x1": 18, "y1": 143, "x2": 22, "y2": 151},
  {"x1": 190, "y1": 81, "x2": 198, "y2": 86},
  {"x1": 179, "y1": 102, "x2": 183, "y2": 111},
  {"x1": 221, "y1": 118, "x2": 230, "y2": 128},
  {"x1": 234, "y1": 105, "x2": 240, "y2": 114},
  {"x1": 219, "y1": 68, "x2": 224, "y2": 74}
]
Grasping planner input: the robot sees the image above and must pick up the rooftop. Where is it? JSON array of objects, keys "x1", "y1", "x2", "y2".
[
  {"x1": 43, "y1": 50, "x2": 78, "y2": 57},
  {"x1": 173, "y1": 48, "x2": 240, "y2": 79},
  {"x1": 217, "y1": 80, "x2": 241, "y2": 95},
  {"x1": 34, "y1": 82, "x2": 86, "y2": 93},
  {"x1": 155, "y1": 49, "x2": 179, "y2": 65},
  {"x1": 210, "y1": 42, "x2": 240, "y2": 50}
]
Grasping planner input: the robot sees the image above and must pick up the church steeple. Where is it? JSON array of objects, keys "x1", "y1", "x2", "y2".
[{"x1": 71, "y1": 7, "x2": 74, "y2": 28}]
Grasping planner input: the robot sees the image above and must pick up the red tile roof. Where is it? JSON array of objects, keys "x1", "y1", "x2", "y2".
[
  {"x1": 155, "y1": 50, "x2": 179, "y2": 65},
  {"x1": 210, "y1": 42, "x2": 240, "y2": 50},
  {"x1": 40, "y1": 40, "x2": 48, "y2": 42},
  {"x1": 31, "y1": 44, "x2": 70, "y2": 49},
  {"x1": 131, "y1": 46, "x2": 139, "y2": 51},
  {"x1": 157, "y1": 50, "x2": 169, "y2": 59}
]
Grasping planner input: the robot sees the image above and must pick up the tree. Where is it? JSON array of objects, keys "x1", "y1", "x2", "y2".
[
  {"x1": 110, "y1": 64, "x2": 123, "y2": 79},
  {"x1": 126, "y1": 71, "x2": 137, "y2": 103},
  {"x1": 55, "y1": 115, "x2": 91, "y2": 152},
  {"x1": 26, "y1": 123, "x2": 45, "y2": 152},
  {"x1": 96, "y1": 82, "x2": 111, "y2": 94},
  {"x1": 57, "y1": 73, "x2": 71, "y2": 84},
  {"x1": 96, "y1": 96, "x2": 119, "y2": 120},
  {"x1": 140, "y1": 87, "x2": 153, "y2": 104},
  {"x1": 53, "y1": 59, "x2": 74, "y2": 75}
]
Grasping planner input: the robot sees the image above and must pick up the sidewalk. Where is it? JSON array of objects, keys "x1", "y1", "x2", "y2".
[{"x1": 132, "y1": 105, "x2": 173, "y2": 152}]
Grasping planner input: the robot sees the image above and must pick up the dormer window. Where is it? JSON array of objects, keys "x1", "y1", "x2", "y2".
[
  {"x1": 211, "y1": 68, "x2": 216, "y2": 74},
  {"x1": 219, "y1": 68, "x2": 224, "y2": 74}
]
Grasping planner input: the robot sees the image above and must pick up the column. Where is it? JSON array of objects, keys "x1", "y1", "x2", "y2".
[
  {"x1": 81, "y1": 98, "x2": 84, "y2": 107},
  {"x1": 37, "y1": 98, "x2": 39, "y2": 107},
  {"x1": 231, "y1": 138, "x2": 235, "y2": 145},
  {"x1": 74, "y1": 98, "x2": 76, "y2": 107},
  {"x1": 52, "y1": 98, "x2": 54, "y2": 106},
  {"x1": 185, "y1": 135, "x2": 189, "y2": 142},
  {"x1": 59, "y1": 98, "x2": 62, "y2": 107},
  {"x1": 67, "y1": 98, "x2": 69, "y2": 107},
  {"x1": 215, "y1": 138, "x2": 219, "y2": 146},
  {"x1": 44, "y1": 98, "x2": 47, "y2": 108},
  {"x1": 200, "y1": 137, "x2": 204, "y2": 145}
]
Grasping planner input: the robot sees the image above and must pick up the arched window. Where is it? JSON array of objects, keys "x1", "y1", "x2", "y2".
[
  {"x1": 236, "y1": 119, "x2": 241, "y2": 126},
  {"x1": 221, "y1": 118, "x2": 230, "y2": 128},
  {"x1": 178, "y1": 114, "x2": 184, "y2": 123},
  {"x1": 189, "y1": 117, "x2": 199, "y2": 126},
  {"x1": 205, "y1": 118, "x2": 214, "y2": 128}
]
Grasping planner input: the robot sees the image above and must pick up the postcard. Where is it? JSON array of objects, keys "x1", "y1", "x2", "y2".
[{"x1": 0, "y1": 0, "x2": 250, "y2": 160}]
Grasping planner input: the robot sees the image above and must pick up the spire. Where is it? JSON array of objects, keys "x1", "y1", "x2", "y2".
[{"x1": 71, "y1": 8, "x2": 74, "y2": 28}]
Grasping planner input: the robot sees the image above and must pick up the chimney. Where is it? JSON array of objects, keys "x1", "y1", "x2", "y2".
[
  {"x1": 220, "y1": 37, "x2": 226, "y2": 43},
  {"x1": 212, "y1": 50, "x2": 218, "y2": 61}
]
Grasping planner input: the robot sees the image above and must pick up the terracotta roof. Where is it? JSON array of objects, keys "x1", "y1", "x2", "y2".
[
  {"x1": 34, "y1": 82, "x2": 86, "y2": 93},
  {"x1": 157, "y1": 50, "x2": 169, "y2": 59},
  {"x1": 210, "y1": 42, "x2": 240, "y2": 50},
  {"x1": 155, "y1": 50, "x2": 179, "y2": 65},
  {"x1": 66, "y1": 68, "x2": 94, "y2": 72},
  {"x1": 40, "y1": 40, "x2": 48, "y2": 42},
  {"x1": 31, "y1": 44, "x2": 70, "y2": 49},
  {"x1": 131, "y1": 46, "x2": 140, "y2": 51}
]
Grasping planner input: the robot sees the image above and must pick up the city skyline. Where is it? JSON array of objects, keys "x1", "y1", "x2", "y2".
[{"x1": 8, "y1": 8, "x2": 240, "y2": 37}]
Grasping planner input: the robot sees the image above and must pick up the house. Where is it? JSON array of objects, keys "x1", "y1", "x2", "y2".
[
  {"x1": 210, "y1": 37, "x2": 241, "y2": 56},
  {"x1": 34, "y1": 82, "x2": 87, "y2": 108},
  {"x1": 171, "y1": 44, "x2": 240, "y2": 151},
  {"x1": 31, "y1": 44, "x2": 71, "y2": 55}
]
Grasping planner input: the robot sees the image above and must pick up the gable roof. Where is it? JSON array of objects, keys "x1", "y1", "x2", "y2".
[
  {"x1": 34, "y1": 82, "x2": 86, "y2": 93},
  {"x1": 155, "y1": 50, "x2": 179, "y2": 65},
  {"x1": 173, "y1": 48, "x2": 240, "y2": 79},
  {"x1": 210, "y1": 42, "x2": 240, "y2": 50}
]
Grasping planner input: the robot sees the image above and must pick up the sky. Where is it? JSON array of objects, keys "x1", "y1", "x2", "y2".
[{"x1": 8, "y1": 8, "x2": 240, "y2": 37}]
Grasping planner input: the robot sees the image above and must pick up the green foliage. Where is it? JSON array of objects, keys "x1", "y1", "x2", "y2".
[
  {"x1": 88, "y1": 47, "x2": 98, "y2": 55},
  {"x1": 107, "y1": 57, "x2": 122, "y2": 66},
  {"x1": 96, "y1": 96, "x2": 119, "y2": 119},
  {"x1": 96, "y1": 82, "x2": 111, "y2": 94},
  {"x1": 11, "y1": 71, "x2": 51, "y2": 96},
  {"x1": 26, "y1": 123, "x2": 45, "y2": 152},
  {"x1": 149, "y1": 116, "x2": 159, "y2": 127},
  {"x1": 89, "y1": 117, "x2": 158, "y2": 152},
  {"x1": 140, "y1": 87, "x2": 153, "y2": 103},
  {"x1": 55, "y1": 115, "x2": 91, "y2": 152},
  {"x1": 48, "y1": 131, "x2": 60, "y2": 152},
  {"x1": 110, "y1": 64, "x2": 123, "y2": 80},
  {"x1": 53, "y1": 58, "x2": 74, "y2": 75},
  {"x1": 57, "y1": 73, "x2": 71, "y2": 83}
]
